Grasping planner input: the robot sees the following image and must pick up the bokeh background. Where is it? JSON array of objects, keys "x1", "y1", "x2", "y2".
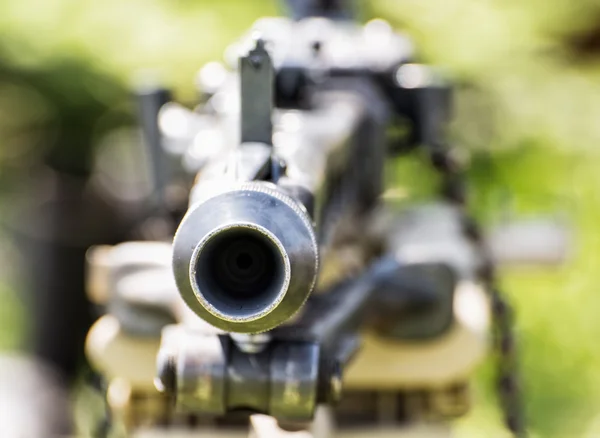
[{"x1": 1, "y1": 0, "x2": 600, "y2": 437}]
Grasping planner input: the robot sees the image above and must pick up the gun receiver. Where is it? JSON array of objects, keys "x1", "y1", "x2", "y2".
[
  {"x1": 172, "y1": 31, "x2": 391, "y2": 333},
  {"x1": 82, "y1": 11, "x2": 565, "y2": 437}
]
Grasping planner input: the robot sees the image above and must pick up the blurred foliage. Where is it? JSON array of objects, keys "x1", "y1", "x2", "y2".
[
  {"x1": 375, "y1": 2, "x2": 600, "y2": 436},
  {"x1": 0, "y1": 0, "x2": 279, "y2": 177},
  {"x1": 2, "y1": 0, "x2": 600, "y2": 437}
]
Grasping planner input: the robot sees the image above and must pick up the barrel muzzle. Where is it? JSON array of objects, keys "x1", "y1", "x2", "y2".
[{"x1": 173, "y1": 183, "x2": 318, "y2": 333}]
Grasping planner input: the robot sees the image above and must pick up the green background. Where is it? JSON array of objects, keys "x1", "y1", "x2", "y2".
[{"x1": 2, "y1": 1, "x2": 600, "y2": 436}]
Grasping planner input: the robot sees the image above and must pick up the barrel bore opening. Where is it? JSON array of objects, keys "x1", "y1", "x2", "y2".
[{"x1": 193, "y1": 227, "x2": 287, "y2": 319}]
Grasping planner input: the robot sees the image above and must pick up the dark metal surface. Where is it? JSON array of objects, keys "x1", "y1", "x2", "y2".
[
  {"x1": 283, "y1": 0, "x2": 358, "y2": 21},
  {"x1": 272, "y1": 81, "x2": 390, "y2": 249},
  {"x1": 135, "y1": 84, "x2": 172, "y2": 210},
  {"x1": 368, "y1": 262, "x2": 456, "y2": 340},
  {"x1": 111, "y1": 14, "x2": 528, "y2": 438},
  {"x1": 269, "y1": 342, "x2": 320, "y2": 421},
  {"x1": 175, "y1": 330, "x2": 228, "y2": 415},
  {"x1": 159, "y1": 15, "x2": 487, "y2": 430},
  {"x1": 240, "y1": 39, "x2": 273, "y2": 146},
  {"x1": 160, "y1": 329, "x2": 320, "y2": 422},
  {"x1": 172, "y1": 183, "x2": 318, "y2": 333},
  {"x1": 159, "y1": 253, "x2": 452, "y2": 422}
]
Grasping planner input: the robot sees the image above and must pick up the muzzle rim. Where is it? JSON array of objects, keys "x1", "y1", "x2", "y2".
[{"x1": 189, "y1": 222, "x2": 292, "y2": 323}]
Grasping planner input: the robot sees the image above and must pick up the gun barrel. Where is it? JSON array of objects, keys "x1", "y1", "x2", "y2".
[{"x1": 173, "y1": 183, "x2": 318, "y2": 333}]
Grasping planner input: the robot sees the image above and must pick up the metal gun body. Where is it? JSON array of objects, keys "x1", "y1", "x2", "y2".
[
  {"x1": 173, "y1": 39, "x2": 392, "y2": 333},
  {"x1": 81, "y1": 11, "x2": 551, "y2": 438}
]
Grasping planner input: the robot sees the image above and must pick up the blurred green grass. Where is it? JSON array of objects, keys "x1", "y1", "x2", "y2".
[
  {"x1": 392, "y1": 143, "x2": 600, "y2": 438},
  {"x1": 478, "y1": 148, "x2": 600, "y2": 438},
  {"x1": 2, "y1": 0, "x2": 600, "y2": 436},
  {"x1": 380, "y1": 1, "x2": 600, "y2": 433}
]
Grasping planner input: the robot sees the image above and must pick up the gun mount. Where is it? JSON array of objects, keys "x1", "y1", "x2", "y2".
[{"x1": 83, "y1": 8, "x2": 569, "y2": 438}]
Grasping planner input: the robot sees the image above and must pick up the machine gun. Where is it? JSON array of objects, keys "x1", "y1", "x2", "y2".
[{"x1": 84, "y1": 3, "x2": 569, "y2": 437}]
